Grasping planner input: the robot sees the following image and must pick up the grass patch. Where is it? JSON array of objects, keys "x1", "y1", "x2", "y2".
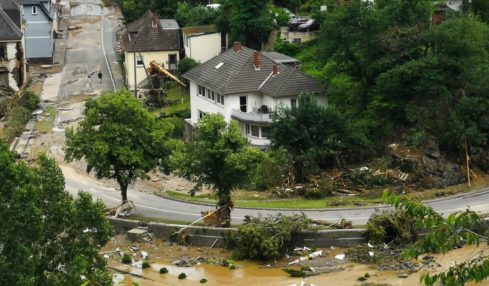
[
  {"x1": 149, "y1": 87, "x2": 189, "y2": 117},
  {"x1": 157, "y1": 190, "x2": 382, "y2": 209},
  {"x1": 36, "y1": 106, "x2": 57, "y2": 134}
]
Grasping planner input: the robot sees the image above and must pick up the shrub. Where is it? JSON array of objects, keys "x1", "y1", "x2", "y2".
[
  {"x1": 252, "y1": 148, "x2": 293, "y2": 190},
  {"x1": 20, "y1": 91, "x2": 40, "y2": 111},
  {"x1": 3, "y1": 106, "x2": 31, "y2": 143},
  {"x1": 178, "y1": 273, "x2": 187, "y2": 279},
  {"x1": 232, "y1": 214, "x2": 308, "y2": 261},
  {"x1": 200, "y1": 278, "x2": 208, "y2": 283},
  {"x1": 365, "y1": 209, "x2": 417, "y2": 245},
  {"x1": 142, "y1": 261, "x2": 150, "y2": 269},
  {"x1": 177, "y1": 57, "x2": 199, "y2": 75},
  {"x1": 299, "y1": 177, "x2": 338, "y2": 199},
  {"x1": 159, "y1": 267, "x2": 168, "y2": 274},
  {"x1": 121, "y1": 254, "x2": 132, "y2": 264}
]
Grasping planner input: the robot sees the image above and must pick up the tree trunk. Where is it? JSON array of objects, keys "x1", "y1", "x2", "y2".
[
  {"x1": 120, "y1": 183, "x2": 128, "y2": 204},
  {"x1": 217, "y1": 191, "x2": 232, "y2": 227}
]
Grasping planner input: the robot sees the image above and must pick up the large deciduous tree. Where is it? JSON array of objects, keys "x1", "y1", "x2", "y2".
[
  {"x1": 65, "y1": 90, "x2": 174, "y2": 203},
  {"x1": 175, "y1": 114, "x2": 263, "y2": 227},
  {"x1": 0, "y1": 140, "x2": 112, "y2": 286}
]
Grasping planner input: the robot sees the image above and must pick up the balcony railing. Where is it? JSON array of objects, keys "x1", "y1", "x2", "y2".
[
  {"x1": 247, "y1": 136, "x2": 271, "y2": 149},
  {"x1": 231, "y1": 109, "x2": 273, "y2": 124}
]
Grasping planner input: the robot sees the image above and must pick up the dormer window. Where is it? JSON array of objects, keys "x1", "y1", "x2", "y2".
[{"x1": 32, "y1": 6, "x2": 37, "y2": 15}]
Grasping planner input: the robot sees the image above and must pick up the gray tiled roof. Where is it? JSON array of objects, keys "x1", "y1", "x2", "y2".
[
  {"x1": 183, "y1": 46, "x2": 323, "y2": 97},
  {"x1": 0, "y1": 0, "x2": 20, "y2": 10},
  {"x1": 0, "y1": 7, "x2": 22, "y2": 41},
  {"x1": 123, "y1": 10, "x2": 180, "y2": 52},
  {"x1": 159, "y1": 19, "x2": 179, "y2": 30}
]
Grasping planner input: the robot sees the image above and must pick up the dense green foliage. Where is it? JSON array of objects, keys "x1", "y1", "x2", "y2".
[
  {"x1": 177, "y1": 57, "x2": 200, "y2": 75},
  {"x1": 175, "y1": 2, "x2": 218, "y2": 27},
  {"x1": 1, "y1": 91, "x2": 40, "y2": 143},
  {"x1": 382, "y1": 191, "x2": 488, "y2": 286},
  {"x1": 231, "y1": 214, "x2": 308, "y2": 261},
  {"x1": 174, "y1": 114, "x2": 263, "y2": 226},
  {"x1": 0, "y1": 140, "x2": 112, "y2": 286},
  {"x1": 366, "y1": 209, "x2": 417, "y2": 245},
  {"x1": 65, "y1": 90, "x2": 174, "y2": 203},
  {"x1": 271, "y1": 95, "x2": 371, "y2": 182},
  {"x1": 217, "y1": 0, "x2": 274, "y2": 50}
]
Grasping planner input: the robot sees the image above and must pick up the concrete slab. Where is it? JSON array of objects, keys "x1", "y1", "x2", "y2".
[{"x1": 40, "y1": 73, "x2": 62, "y2": 102}]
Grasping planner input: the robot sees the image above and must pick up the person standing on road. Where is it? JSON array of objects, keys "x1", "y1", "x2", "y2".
[{"x1": 98, "y1": 71, "x2": 103, "y2": 84}]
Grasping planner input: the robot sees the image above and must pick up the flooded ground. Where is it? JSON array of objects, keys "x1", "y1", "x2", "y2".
[{"x1": 104, "y1": 235, "x2": 489, "y2": 286}]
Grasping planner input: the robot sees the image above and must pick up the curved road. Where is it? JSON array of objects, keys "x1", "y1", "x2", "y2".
[{"x1": 62, "y1": 165, "x2": 489, "y2": 225}]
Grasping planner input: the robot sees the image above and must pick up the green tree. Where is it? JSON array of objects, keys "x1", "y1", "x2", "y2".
[
  {"x1": 178, "y1": 57, "x2": 199, "y2": 75},
  {"x1": 217, "y1": 0, "x2": 274, "y2": 50},
  {"x1": 0, "y1": 140, "x2": 112, "y2": 286},
  {"x1": 175, "y1": 114, "x2": 263, "y2": 226},
  {"x1": 65, "y1": 90, "x2": 174, "y2": 203},
  {"x1": 175, "y1": 2, "x2": 218, "y2": 27},
  {"x1": 271, "y1": 95, "x2": 371, "y2": 182}
]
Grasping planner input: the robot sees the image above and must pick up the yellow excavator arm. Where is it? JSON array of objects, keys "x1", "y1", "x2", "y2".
[{"x1": 147, "y1": 60, "x2": 187, "y2": 87}]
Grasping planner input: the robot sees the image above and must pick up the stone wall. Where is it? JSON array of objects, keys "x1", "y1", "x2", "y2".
[{"x1": 108, "y1": 217, "x2": 366, "y2": 248}]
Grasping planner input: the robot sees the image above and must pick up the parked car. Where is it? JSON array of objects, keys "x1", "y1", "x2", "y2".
[
  {"x1": 287, "y1": 16, "x2": 309, "y2": 30},
  {"x1": 297, "y1": 19, "x2": 320, "y2": 32}
]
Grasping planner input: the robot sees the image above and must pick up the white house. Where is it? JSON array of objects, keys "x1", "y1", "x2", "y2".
[
  {"x1": 183, "y1": 42, "x2": 326, "y2": 148},
  {"x1": 181, "y1": 25, "x2": 226, "y2": 63},
  {"x1": 122, "y1": 10, "x2": 180, "y2": 92},
  {"x1": 0, "y1": 0, "x2": 26, "y2": 91}
]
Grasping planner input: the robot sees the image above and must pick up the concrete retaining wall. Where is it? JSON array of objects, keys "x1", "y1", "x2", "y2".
[{"x1": 109, "y1": 217, "x2": 366, "y2": 248}]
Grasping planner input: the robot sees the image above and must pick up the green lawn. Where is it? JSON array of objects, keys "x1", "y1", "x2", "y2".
[
  {"x1": 157, "y1": 190, "x2": 383, "y2": 209},
  {"x1": 149, "y1": 86, "x2": 189, "y2": 117}
]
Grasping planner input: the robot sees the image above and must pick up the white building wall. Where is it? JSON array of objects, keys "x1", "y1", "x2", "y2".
[
  {"x1": 185, "y1": 32, "x2": 222, "y2": 63},
  {"x1": 125, "y1": 50, "x2": 180, "y2": 91},
  {"x1": 189, "y1": 81, "x2": 226, "y2": 124}
]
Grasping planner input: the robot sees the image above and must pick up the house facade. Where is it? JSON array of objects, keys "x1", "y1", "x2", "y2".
[
  {"x1": 123, "y1": 10, "x2": 180, "y2": 92},
  {"x1": 181, "y1": 25, "x2": 227, "y2": 63},
  {"x1": 183, "y1": 42, "x2": 325, "y2": 148},
  {"x1": 17, "y1": 0, "x2": 57, "y2": 60},
  {"x1": 0, "y1": 0, "x2": 26, "y2": 90}
]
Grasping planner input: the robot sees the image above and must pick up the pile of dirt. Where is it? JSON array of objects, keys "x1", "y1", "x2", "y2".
[{"x1": 389, "y1": 142, "x2": 465, "y2": 189}]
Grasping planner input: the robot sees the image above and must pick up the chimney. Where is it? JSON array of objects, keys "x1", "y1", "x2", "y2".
[
  {"x1": 253, "y1": 50, "x2": 260, "y2": 70},
  {"x1": 272, "y1": 64, "x2": 278, "y2": 75},
  {"x1": 233, "y1": 41, "x2": 241, "y2": 52},
  {"x1": 152, "y1": 14, "x2": 158, "y2": 28}
]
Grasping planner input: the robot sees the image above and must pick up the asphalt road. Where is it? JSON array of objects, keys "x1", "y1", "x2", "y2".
[{"x1": 62, "y1": 165, "x2": 489, "y2": 225}]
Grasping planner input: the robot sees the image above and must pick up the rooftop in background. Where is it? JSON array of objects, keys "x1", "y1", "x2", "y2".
[
  {"x1": 262, "y1": 51, "x2": 300, "y2": 66},
  {"x1": 159, "y1": 19, "x2": 179, "y2": 30},
  {"x1": 181, "y1": 25, "x2": 218, "y2": 37},
  {"x1": 123, "y1": 10, "x2": 180, "y2": 52}
]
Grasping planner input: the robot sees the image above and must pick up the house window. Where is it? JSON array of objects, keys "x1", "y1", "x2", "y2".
[
  {"x1": 220, "y1": 95, "x2": 224, "y2": 105},
  {"x1": 207, "y1": 88, "x2": 212, "y2": 100},
  {"x1": 0, "y1": 45, "x2": 6, "y2": 59},
  {"x1": 198, "y1": 85, "x2": 204, "y2": 96},
  {"x1": 239, "y1": 96, "x2": 247, "y2": 112},
  {"x1": 211, "y1": 91, "x2": 215, "y2": 101},
  {"x1": 168, "y1": 54, "x2": 177, "y2": 70},
  {"x1": 136, "y1": 54, "x2": 143, "y2": 67},
  {"x1": 261, "y1": 127, "x2": 271, "y2": 139},
  {"x1": 32, "y1": 6, "x2": 37, "y2": 15},
  {"x1": 246, "y1": 124, "x2": 260, "y2": 137},
  {"x1": 216, "y1": 94, "x2": 224, "y2": 105},
  {"x1": 198, "y1": 110, "x2": 206, "y2": 120},
  {"x1": 291, "y1": 99, "x2": 297, "y2": 108}
]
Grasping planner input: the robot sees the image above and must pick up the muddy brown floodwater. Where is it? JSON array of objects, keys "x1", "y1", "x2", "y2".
[{"x1": 104, "y1": 236, "x2": 489, "y2": 286}]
